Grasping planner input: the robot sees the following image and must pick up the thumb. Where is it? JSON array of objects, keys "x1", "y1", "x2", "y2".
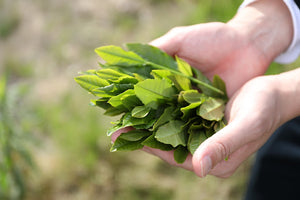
[
  {"x1": 149, "y1": 27, "x2": 187, "y2": 56},
  {"x1": 192, "y1": 121, "x2": 250, "y2": 177}
]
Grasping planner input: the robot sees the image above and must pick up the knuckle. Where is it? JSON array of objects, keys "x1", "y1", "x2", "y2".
[
  {"x1": 214, "y1": 141, "x2": 231, "y2": 160},
  {"x1": 168, "y1": 26, "x2": 185, "y2": 35}
]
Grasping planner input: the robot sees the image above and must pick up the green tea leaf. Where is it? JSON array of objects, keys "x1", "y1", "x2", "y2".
[
  {"x1": 192, "y1": 68, "x2": 212, "y2": 85},
  {"x1": 122, "y1": 112, "x2": 155, "y2": 129},
  {"x1": 110, "y1": 137, "x2": 144, "y2": 152},
  {"x1": 95, "y1": 45, "x2": 145, "y2": 66},
  {"x1": 107, "y1": 121, "x2": 124, "y2": 136},
  {"x1": 187, "y1": 120, "x2": 204, "y2": 133},
  {"x1": 188, "y1": 131, "x2": 207, "y2": 154},
  {"x1": 104, "y1": 106, "x2": 126, "y2": 116},
  {"x1": 74, "y1": 75, "x2": 109, "y2": 93},
  {"x1": 131, "y1": 106, "x2": 151, "y2": 118},
  {"x1": 169, "y1": 74, "x2": 191, "y2": 91},
  {"x1": 182, "y1": 90, "x2": 206, "y2": 104},
  {"x1": 192, "y1": 68, "x2": 223, "y2": 97},
  {"x1": 90, "y1": 98, "x2": 110, "y2": 109},
  {"x1": 119, "y1": 129, "x2": 152, "y2": 141},
  {"x1": 108, "y1": 89, "x2": 138, "y2": 110},
  {"x1": 121, "y1": 90, "x2": 143, "y2": 110},
  {"x1": 79, "y1": 69, "x2": 97, "y2": 75},
  {"x1": 126, "y1": 43, "x2": 178, "y2": 70},
  {"x1": 93, "y1": 83, "x2": 133, "y2": 98},
  {"x1": 134, "y1": 79, "x2": 176, "y2": 109},
  {"x1": 212, "y1": 75, "x2": 227, "y2": 99},
  {"x1": 96, "y1": 68, "x2": 135, "y2": 83},
  {"x1": 180, "y1": 102, "x2": 202, "y2": 120},
  {"x1": 198, "y1": 98, "x2": 225, "y2": 121},
  {"x1": 214, "y1": 120, "x2": 226, "y2": 132},
  {"x1": 176, "y1": 56, "x2": 193, "y2": 76},
  {"x1": 155, "y1": 120, "x2": 186, "y2": 147},
  {"x1": 152, "y1": 106, "x2": 175, "y2": 130},
  {"x1": 150, "y1": 69, "x2": 172, "y2": 82},
  {"x1": 141, "y1": 134, "x2": 173, "y2": 151},
  {"x1": 174, "y1": 145, "x2": 189, "y2": 164}
]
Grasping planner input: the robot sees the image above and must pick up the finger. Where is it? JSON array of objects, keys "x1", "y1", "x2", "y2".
[
  {"x1": 208, "y1": 139, "x2": 263, "y2": 178},
  {"x1": 192, "y1": 119, "x2": 256, "y2": 177},
  {"x1": 111, "y1": 127, "x2": 134, "y2": 142},
  {"x1": 142, "y1": 146, "x2": 194, "y2": 171},
  {"x1": 149, "y1": 27, "x2": 186, "y2": 56}
]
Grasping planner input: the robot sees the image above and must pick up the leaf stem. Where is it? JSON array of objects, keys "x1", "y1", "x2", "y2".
[{"x1": 146, "y1": 62, "x2": 225, "y2": 96}]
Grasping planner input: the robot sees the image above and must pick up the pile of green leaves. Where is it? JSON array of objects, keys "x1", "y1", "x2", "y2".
[{"x1": 75, "y1": 43, "x2": 227, "y2": 163}]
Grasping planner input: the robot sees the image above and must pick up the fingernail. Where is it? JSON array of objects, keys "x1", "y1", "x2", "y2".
[{"x1": 200, "y1": 156, "x2": 212, "y2": 177}]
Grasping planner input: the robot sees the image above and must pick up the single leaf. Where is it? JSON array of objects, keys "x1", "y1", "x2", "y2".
[
  {"x1": 108, "y1": 89, "x2": 138, "y2": 109},
  {"x1": 180, "y1": 102, "x2": 202, "y2": 120},
  {"x1": 74, "y1": 75, "x2": 109, "y2": 93},
  {"x1": 107, "y1": 120, "x2": 124, "y2": 136},
  {"x1": 95, "y1": 45, "x2": 145, "y2": 66},
  {"x1": 202, "y1": 120, "x2": 215, "y2": 129},
  {"x1": 121, "y1": 90, "x2": 143, "y2": 110},
  {"x1": 133, "y1": 119, "x2": 156, "y2": 129},
  {"x1": 122, "y1": 112, "x2": 155, "y2": 128},
  {"x1": 96, "y1": 68, "x2": 135, "y2": 83},
  {"x1": 152, "y1": 106, "x2": 175, "y2": 130},
  {"x1": 110, "y1": 137, "x2": 144, "y2": 152},
  {"x1": 205, "y1": 128, "x2": 214, "y2": 138},
  {"x1": 212, "y1": 75, "x2": 227, "y2": 100},
  {"x1": 141, "y1": 134, "x2": 173, "y2": 151},
  {"x1": 182, "y1": 90, "x2": 206, "y2": 104},
  {"x1": 150, "y1": 69, "x2": 172, "y2": 82},
  {"x1": 90, "y1": 98, "x2": 110, "y2": 109},
  {"x1": 192, "y1": 68, "x2": 212, "y2": 85},
  {"x1": 126, "y1": 43, "x2": 178, "y2": 70},
  {"x1": 134, "y1": 79, "x2": 176, "y2": 109},
  {"x1": 78, "y1": 69, "x2": 97, "y2": 75},
  {"x1": 93, "y1": 83, "x2": 133, "y2": 98},
  {"x1": 175, "y1": 56, "x2": 193, "y2": 76},
  {"x1": 198, "y1": 98, "x2": 225, "y2": 121},
  {"x1": 192, "y1": 68, "x2": 223, "y2": 97},
  {"x1": 119, "y1": 130, "x2": 152, "y2": 141},
  {"x1": 104, "y1": 106, "x2": 126, "y2": 116},
  {"x1": 155, "y1": 120, "x2": 186, "y2": 147},
  {"x1": 131, "y1": 106, "x2": 151, "y2": 118},
  {"x1": 133, "y1": 73, "x2": 147, "y2": 81},
  {"x1": 174, "y1": 145, "x2": 189, "y2": 164},
  {"x1": 188, "y1": 131, "x2": 207, "y2": 154},
  {"x1": 169, "y1": 74, "x2": 191, "y2": 91},
  {"x1": 214, "y1": 120, "x2": 226, "y2": 132},
  {"x1": 188, "y1": 120, "x2": 204, "y2": 133}
]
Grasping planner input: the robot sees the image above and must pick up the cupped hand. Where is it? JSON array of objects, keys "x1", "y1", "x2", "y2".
[
  {"x1": 150, "y1": 22, "x2": 271, "y2": 97},
  {"x1": 111, "y1": 22, "x2": 280, "y2": 176},
  {"x1": 111, "y1": 0, "x2": 295, "y2": 177},
  {"x1": 129, "y1": 76, "x2": 283, "y2": 177}
]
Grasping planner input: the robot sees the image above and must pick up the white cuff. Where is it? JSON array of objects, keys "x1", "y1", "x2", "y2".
[{"x1": 239, "y1": 0, "x2": 300, "y2": 64}]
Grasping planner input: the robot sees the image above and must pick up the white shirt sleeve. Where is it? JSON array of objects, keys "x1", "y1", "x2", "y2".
[{"x1": 239, "y1": 0, "x2": 300, "y2": 64}]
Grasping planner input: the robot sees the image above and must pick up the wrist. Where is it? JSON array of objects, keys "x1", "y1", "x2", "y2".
[
  {"x1": 275, "y1": 68, "x2": 300, "y2": 123},
  {"x1": 227, "y1": 0, "x2": 293, "y2": 64}
]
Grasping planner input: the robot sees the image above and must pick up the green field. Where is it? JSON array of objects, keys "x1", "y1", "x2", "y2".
[{"x1": 1, "y1": 0, "x2": 299, "y2": 199}]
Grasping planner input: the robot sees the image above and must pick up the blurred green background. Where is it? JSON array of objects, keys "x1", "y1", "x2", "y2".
[{"x1": 0, "y1": 0, "x2": 299, "y2": 200}]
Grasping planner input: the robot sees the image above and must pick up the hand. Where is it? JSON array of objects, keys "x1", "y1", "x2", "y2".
[
  {"x1": 150, "y1": 22, "x2": 269, "y2": 97},
  {"x1": 112, "y1": 0, "x2": 295, "y2": 177},
  {"x1": 150, "y1": 0, "x2": 292, "y2": 97},
  {"x1": 132, "y1": 69, "x2": 300, "y2": 178}
]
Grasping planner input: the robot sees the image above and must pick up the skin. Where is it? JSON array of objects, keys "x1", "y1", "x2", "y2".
[{"x1": 113, "y1": 0, "x2": 299, "y2": 178}]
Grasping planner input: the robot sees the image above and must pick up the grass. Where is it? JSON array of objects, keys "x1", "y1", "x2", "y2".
[{"x1": 1, "y1": 0, "x2": 299, "y2": 199}]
